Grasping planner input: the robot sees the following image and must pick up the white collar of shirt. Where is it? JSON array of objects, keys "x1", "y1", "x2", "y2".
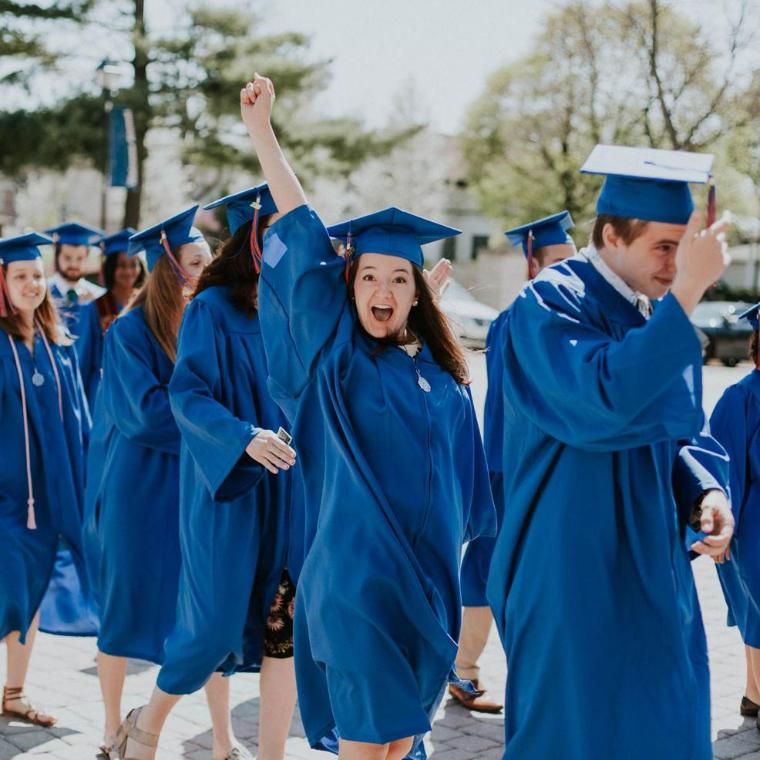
[
  {"x1": 49, "y1": 273, "x2": 103, "y2": 299},
  {"x1": 398, "y1": 341, "x2": 422, "y2": 358},
  {"x1": 580, "y1": 245, "x2": 651, "y2": 319}
]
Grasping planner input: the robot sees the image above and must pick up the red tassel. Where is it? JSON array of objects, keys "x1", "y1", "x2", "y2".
[
  {"x1": 250, "y1": 200, "x2": 262, "y2": 274},
  {"x1": 160, "y1": 231, "x2": 191, "y2": 284},
  {"x1": 526, "y1": 230, "x2": 535, "y2": 280},
  {"x1": 706, "y1": 181, "x2": 716, "y2": 227},
  {"x1": 343, "y1": 232, "x2": 353, "y2": 284},
  {"x1": 27, "y1": 498, "x2": 36, "y2": 530}
]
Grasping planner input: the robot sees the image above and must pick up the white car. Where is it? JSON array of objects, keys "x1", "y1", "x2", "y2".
[{"x1": 440, "y1": 280, "x2": 499, "y2": 348}]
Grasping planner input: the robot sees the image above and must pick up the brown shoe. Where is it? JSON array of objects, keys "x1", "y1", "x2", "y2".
[{"x1": 448, "y1": 679, "x2": 503, "y2": 714}]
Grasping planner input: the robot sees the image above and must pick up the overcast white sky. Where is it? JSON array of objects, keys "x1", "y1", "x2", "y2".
[{"x1": 125, "y1": 0, "x2": 746, "y2": 135}]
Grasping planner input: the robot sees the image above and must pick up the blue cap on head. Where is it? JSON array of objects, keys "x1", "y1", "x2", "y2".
[
  {"x1": 0, "y1": 232, "x2": 53, "y2": 264},
  {"x1": 45, "y1": 222, "x2": 104, "y2": 246},
  {"x1": 204, "y1": 184, "x2": 277, "y2": 235},
  {"x1": 740, "y1": 303, "x2": 760, "y2": 331},
  {"x1": 98, "y1": 228, "x2": 137, "y2": 257},
  {"x1": 581, "y1": 144, "x2": 714, "y2": 225},
  {"x1": 505, "y1": 211, "x2": 575, "y2": 258},
  {"x1": 327, "y1": 207, "x2": 460, "y2": 269},
  {"x1": 128, "y1": 206, "x2": 205, "y2": 272}
]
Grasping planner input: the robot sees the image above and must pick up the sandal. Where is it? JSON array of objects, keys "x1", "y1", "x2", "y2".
[
  {"x1": 2, "y1": 685, "x2": 57, "y2": 727},
  {"x1": 224, "y1": 748, "x2": 254, "y2": 760},
  {"x1": 96, "y1": 741, "x2": 116, "y2": 759},
  {"x1": 114, "y1": 706, "x2": 158, "y2": 760}
]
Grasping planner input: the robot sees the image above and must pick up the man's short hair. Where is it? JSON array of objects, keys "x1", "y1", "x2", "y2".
[{"x1": 591, "y1": 215, "x2": 649, "y2": 250}]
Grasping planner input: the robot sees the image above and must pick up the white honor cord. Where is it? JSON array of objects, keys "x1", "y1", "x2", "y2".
[{"x1": 6, "y1": 325, "x2": 64, "y2": 530}]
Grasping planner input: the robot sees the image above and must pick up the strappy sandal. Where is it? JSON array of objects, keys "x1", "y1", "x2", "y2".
[
  {"x1": 96, "y1": 741, "x2": 116, "y2": 759},
  {"x1": 223, "y1": 748, "x2": 254, "y2": 760},
  {"x1": 2, "y1": 685, "x2": 57, "y2": 727},
  {"x1": 114, "y1": 706, "x2": 158, "y2": 760}
]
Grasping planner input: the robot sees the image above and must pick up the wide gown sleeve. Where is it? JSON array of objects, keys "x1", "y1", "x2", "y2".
[
  {"x1": 74, "y1": 302, "x2": 101, "y2": 405},
  {"x1": 258, "y1": 204, "x2": 347, "y2": 419},
  {"x1": 463, "y1": 390, "x2": 498, "y2": 543},
  {"x1": 504, "y1": 285, "x2": 704, "y2": 451},
  {"x1": 710, "y1": 385, "x2": 749, "y2": 523},
  {"x1": 169, "y1": 298, "x2": 265, "y2": 502},
  {"x1": 101, "y1": 316, "x2": 180, "y2": 454}
]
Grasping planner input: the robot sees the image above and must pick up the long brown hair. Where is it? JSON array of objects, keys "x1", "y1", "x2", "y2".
[
  {"x1": 124, "y1": 254, "x2": 185, "y2": 362},
  {"x1": 194, "y1": 220, "x2": 259, "y2": 315},
  {"x1": 0, "y1": 264, "x2": 71, "y2": 346},
  {"x1": 348, "y1": 260, "x2": 470, "y2": 385}
]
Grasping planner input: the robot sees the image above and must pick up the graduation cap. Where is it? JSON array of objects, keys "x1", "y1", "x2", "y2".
[
  {"x1": 128, "y1": 206, "x2": 205, "y2": 276},
  {"x1": 98, "y1": 228, "x2": 137, "y2": 257},
  {"x1": 0, "y1": 233, "x2": 52, "y2": 317},
  {"x1": 581, "y1": 145, "x2": 715, "y2": 226},
  {"x1": 505, "y1": 211, "x2": 575, "y2": 263},
  {"x1": 204, "y1": 184, "x2": 277, "y2": 273},
  {"x1": 45, "y1": 222, "x2": 104, "y2": 247},
  {"x1": 327, "y1": 207, "x2": 460, "y2": 278},
  {"x1": 740, "y1": 303, "x2": 760, "y2": 331}
]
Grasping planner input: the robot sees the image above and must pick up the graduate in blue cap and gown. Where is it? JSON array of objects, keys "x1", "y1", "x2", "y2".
[
  {"x1": 0, "y1": 232, "x2": 93, "y2": 728},
  {"x1": 710, "y1": 302, "x2": 760, "y2": 723},
  {"x1": 86, "y1": 208, "x2": 247, "y2": 759},
  {"x1": 487, "y1": 144, "x2": 735, "y2": 759},
  {"x1": 46, "y1": 222, "x2": 105, "y2": 336},
  {"x1": 75, "y1": 229, "x2": 145, "y2": 405},
  {"x1": 240, "y1": 74, "x2": 496, "y2": 760},
  {"x1": 114, "y1": 185, "x2": 301, "y2": 760},
  {"x1": 453, "y1": 211, "x2": 576, "y2": 714}
]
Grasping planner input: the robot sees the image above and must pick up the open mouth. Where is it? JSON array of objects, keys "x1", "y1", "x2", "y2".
[{"x1": 371, "y1": 305, "x2": 393, "y2": 323}]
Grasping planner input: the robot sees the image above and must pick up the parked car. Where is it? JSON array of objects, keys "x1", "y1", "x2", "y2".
[
  {"x1": 440, "y1": 280, "x2": 499, "y2": 348},
  {"x1": 691, "y1": 301, "x2": 753, "y2": 366}
]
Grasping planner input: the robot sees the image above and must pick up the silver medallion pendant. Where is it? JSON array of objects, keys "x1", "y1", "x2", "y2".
[
  {"x1": 417, "y1": 374, "x2": 431, "y2": 393},
  {"x1": 32, "y1": 370, "x2": 45, "y2": 387}
]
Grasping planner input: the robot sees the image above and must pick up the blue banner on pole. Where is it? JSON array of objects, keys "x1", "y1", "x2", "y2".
[{"x1": 109, "y1": 107, "x2": 138, "y2": 189}]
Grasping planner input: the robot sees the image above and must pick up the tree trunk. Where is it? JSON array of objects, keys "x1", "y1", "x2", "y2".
[{"x1": 123, "y1": 0, "x2": 149, "y2": 228}]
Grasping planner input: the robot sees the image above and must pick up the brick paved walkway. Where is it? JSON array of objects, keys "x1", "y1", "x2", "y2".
[{"x1": 2, "y1": 363, "x2": 757, "y2": 758}]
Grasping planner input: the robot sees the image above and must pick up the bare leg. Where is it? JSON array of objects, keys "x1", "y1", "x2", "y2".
[
  {"x1": 338, "y1": 739, "x2": 390, "y2": 760},
  {"x1": 96, "y1": 651, "x2": 128, "y2": 747},
  {"x1": 258, "y1": 656, "x2": 297, "y2": 760},
  {"x1": 121, "y1": 686, "x2": 182, "y2": 760},
  {"x1": 3, "y1": 612, "x2": 55, "y2": 725},
  {"x1": 746, "y1": 646, "x2": 760, "y2": 704},
  {"x1": 387, "y1": 738, "x2": 414, "y2": 760},
  {"x1": 203, "y1": 672, "x2": 243, "y2": 760},
  {"x1": 455, "y1": 606, "x2": 493, "y2": 682}
]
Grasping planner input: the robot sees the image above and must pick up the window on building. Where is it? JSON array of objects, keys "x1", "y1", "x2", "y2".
[{"x1": 442, "y1": 236, "x2": 456, "y2": 262}]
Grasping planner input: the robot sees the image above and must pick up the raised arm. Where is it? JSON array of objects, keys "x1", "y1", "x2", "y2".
[{"x1": 241, "y1": 74, "x2": 306, "y2": 216}]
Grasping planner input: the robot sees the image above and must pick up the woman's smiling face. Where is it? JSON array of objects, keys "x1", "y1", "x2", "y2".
[{"x1": 352, "y1": 253, "x2": 417, "y2": 339}]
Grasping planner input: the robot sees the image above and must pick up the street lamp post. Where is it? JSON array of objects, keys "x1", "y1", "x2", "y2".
[{"x1": 96, "y1": 59, "x2": 124, "y2": 232}]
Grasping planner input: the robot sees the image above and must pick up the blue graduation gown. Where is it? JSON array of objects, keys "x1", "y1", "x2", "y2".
[
  {"x1": 461, "y1": 308, "x2": 510, "y2": 606},
  {"x1": 0, "y1": 330, "x2": 95, "y2": 641},
  {"x1": 486, "y1": 257, "x2": 729, "y2": 760},
  {"x1": 710, "y1": 370, "x2": 760, "y2": 647},
  {"x1": 90, "y1": 307, "x2": 182, "y2": 662},
  {"x1": 76, "y1": 295, "x2": 122, "y2": 405},
  {"x1": 156, "y1": 285, "x2": 301, "y2": 694},
  {"x1": 258, "y1": 206, "x2": 496, "y2": 754}
]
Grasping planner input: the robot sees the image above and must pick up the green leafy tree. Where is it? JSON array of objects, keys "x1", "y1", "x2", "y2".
[
  {"x1": 461, "y1": 0, "x2": 760, "y2": 231},
  {"x1": 0, "y1": 1, "x2": 419, "y2": 227}
]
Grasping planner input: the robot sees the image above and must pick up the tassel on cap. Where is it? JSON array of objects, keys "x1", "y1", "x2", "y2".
[
  {"x1": 343, "y1": 231, "x2": 354, "y2": 284},
  {"x1": 526, "y1": 230, "x2": 535, "y2": 280},
  {"x1": 160, "y1": 230, "x2": 191, "y2": 284},
  {"x1": 249, "y1": 196, "x2": 263, "y2": 274},
  {"x1": 706, "y1": 180, "x2": 717, "y2": 227}
]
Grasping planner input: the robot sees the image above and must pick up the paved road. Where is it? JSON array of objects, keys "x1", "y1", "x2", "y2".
[{"x1": 1, "y1": 361, "x2": 758, "y2": 759}]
